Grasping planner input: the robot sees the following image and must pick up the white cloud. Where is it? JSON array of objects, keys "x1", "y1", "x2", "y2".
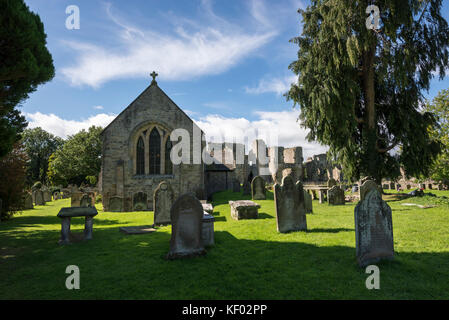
[
  {"x1": 245, "y1": 75, "x2": 297, "y2": 95},
  {"x1": 25, "y1": 112, "x2": 116, "y2": 139},
  {"x1": 93, "y1": 105, "x2": 104, "y2": 110},
  {"x1": 60, "y1": 2, "x2": 276, "y2": 88},
  {"x1": 193, "y1": 109, "x2": 328, "y2": 159}
]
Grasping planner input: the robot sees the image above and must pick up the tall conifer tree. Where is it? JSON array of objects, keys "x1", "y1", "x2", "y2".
[{"x1": 288, "y1": 0, "x2": 449, "y2": 182}]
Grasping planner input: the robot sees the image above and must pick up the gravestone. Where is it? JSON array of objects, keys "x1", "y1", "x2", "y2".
[
  {"x1": 274, "y1": 176, "x2": 307, "y2": 233},
  {"x1": 355, "y1": 180, "x2": 394, "y2": 267},
  {"x1": 327, "y1": 178, "x2": 337, "y2": 188},
  {"x1": 133, "y1": 192, "x2": 148, "y2": 211},
  {"x1": 232, "y1": 179, "x2": 241, "y2": 193},
  {"x1": 71, "y1": 192, "x2": 83, "y2": 207},
  {"x1": 201, "y1": 203, "x2": 213, "y2": 214},
  {"x1": 23, "y1": 192, "x2": 33, "y2": 210},
  {"x1": 303, "y1": 190, "x2": 313, "y2": 214},
  {"x1": 242, "y1": 180, "x2": 251, "y2": 196},
  {"x1": 360, "y1": 180, "x2": 383, "y2": 201},
  {"x1": 109, "y1": 196, "x2": 123, "y2": 212},
  {"x1": 43, "y1": 190, "x2": 52, "y2": 202},
  {"x1": 251, "y1": 176, "x2": 266, "y2": 200},
  {"x1": 53, "y1": 191, "x2": 60, "y2": 201},
  {"x1": 167, "y1": 193, "x2": 205, "y2": 259},
  {"x1": 154, "y1": 181, "x2": 174, "y2": 225},
  {"x1": 229, "y1": 200, "x2": 260, "y2": 220},
  {"x1": 202, "y1": 213, "x2": 215, "y2": 247},
  {"x1": 80, "y1": 194, "x2": 92, "y2": 207},
  {"x1": 327, "y1": 185, "x2": 345, "y2": 205},
  {"x1": 34, "y1": 190, "x2": 45, "y2": 206}
]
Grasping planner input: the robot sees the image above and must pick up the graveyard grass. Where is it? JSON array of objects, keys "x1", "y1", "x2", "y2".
[{"x1": 1, "y1": 189, "x2": 449, "y2": 299}]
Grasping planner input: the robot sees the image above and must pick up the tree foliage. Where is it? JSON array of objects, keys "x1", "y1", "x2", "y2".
[
  {"x1": 0, "y1": 0, "x2": 55, "y2": 157},
  {"x1": 48, "y1": 126, "x2": 103, "y2": 186},
  {"x1": 424, "y1": 89, "x2": 449, "y2": 184},
  {"x1": 0, "y1": 143, "x2": 28, "y2": 220},
  {"x1": 22, "y1": 127, "x2": 64, "y2": 186},
  {"x1": 287, "y1": 0, "x2": 449, "y2": 183}
]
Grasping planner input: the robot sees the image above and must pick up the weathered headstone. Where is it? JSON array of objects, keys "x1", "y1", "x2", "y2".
[
  {"x1": 23, "y1": 192, "x2": 34, "y2": 210},
  {"x1": 202, "y1": 213, "x2": 215, "y2": 247},
  {"x1": 53, "y1": 191, "x2": 60, "y2": 201},
  {"x1": 242, "y1": 180, "x2": 251, "y2": 196},
  {"x1": 232, "y1": 179, "x2": 241, "y2": 193},
  {"x1": 303, "y1": 190, "x2": 313, "y2": 214},
  {"x1": 154, "y1": 181, "x2": 174, "y2": 225},
  {"x1": 274, "y1": 176, "x2": 307, "y2": 233},
  {"x1": 328, "y1": 185, "x2": 345, "y2": 205},
  {"x1": 80, "y1": 194, "x2": 92, "y2": 207},
  {"x1": 43, "y1": 190, "x2": 52, "y2": 202},
  {"x1": 251, "y1": 176, "x2": 266, "y2": 200},
  {"x1": 167, "y1": 193, "x2": 205, "y2": 259},
  {"x1": 229, "y1": 200, "x2": 260, "y2": 220},
  {"x1": 133, "y1": 192, "x2": 148, "y2": 211},
  {"x1": 71, "y1": 192, "x2": 83, "y2": 207},
  {"x1": 34, "y1": 190, "x2": 45, "y2": 206},
  {"x1": 355, "y1": 180, "x2": 394, "y2": 267},
  {"x1": 109, "y1": 196, "x2": 123, "y2": 212}
]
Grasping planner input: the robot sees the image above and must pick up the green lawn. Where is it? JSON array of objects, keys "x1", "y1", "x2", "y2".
[{"x1": 1, "y1": 189, "x2": 448, "y2": 299}]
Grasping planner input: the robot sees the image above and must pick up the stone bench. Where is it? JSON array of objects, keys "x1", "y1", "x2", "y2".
[
  {"x1": 229, "y1": 200, "x2": 260, "y2": 220},
  {"x1": 57, "y1": 207, "x2": 98, "y2": 244}
]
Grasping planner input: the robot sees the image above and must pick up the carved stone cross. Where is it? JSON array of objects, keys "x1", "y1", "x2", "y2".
[{"x1": 150, "y1": 71, "x2": 158, "y2": 83}]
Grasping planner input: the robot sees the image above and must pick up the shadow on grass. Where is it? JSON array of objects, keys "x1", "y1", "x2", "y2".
[
  {"x1": 306, "y1": 227, "x2": 353, "y2": 233},
  {"x1": 258, "y1": 213, "x2": 274, "y2": 219},
  {"x1": 1, "y1": 226, "x2": 449, "y2": 299}
]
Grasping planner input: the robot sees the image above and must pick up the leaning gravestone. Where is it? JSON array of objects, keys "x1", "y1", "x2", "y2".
[
  {"x1": 133, "y1": 192, "x2": 148, "y2": 211},
  {"x1": 23, "y1": 192, "x2": 34, "y2": 210},
  {"x1": 251, "y1": 176, "x2": 266, "y2": 200},
  {"x1": 328, "y1": 185, "x2": 345, "y2": 205},
  {"x1": 242, "y1": 180, "x2": 251, "y2": 196},
  {"x1": 34, "y1": 190, "x2": 45, "y2": 206},
  {"x1": 154, "y1": 181, "x2": 174, "y2": 225},
  {"x1": 167, "y1": 193, "x2": 205, "y2": 259},
  {"x1": 232, "y1": 179, "x2": 241, "y2": 193},
  {"x1": 355, "y1": 180, "x2": 394, "y2": 267},
  {"x1": 274, "y1": 176, "x2": 307, "y2": 233},
  {"x1": 109, "y1": 196, "x2": 123, "y2": 212},
  {"x1": 303, "y1": 190, "x2": 313, "y2": 214}
]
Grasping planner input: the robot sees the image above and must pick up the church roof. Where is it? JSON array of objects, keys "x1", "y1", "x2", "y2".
[{"x1": 100, "y1": 79, "x2": 203, "y2": 136}]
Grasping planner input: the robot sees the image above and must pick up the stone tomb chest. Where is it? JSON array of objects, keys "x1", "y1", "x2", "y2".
[{"x1": 228, "y1": 200, "x2": 260, "y2": 220}]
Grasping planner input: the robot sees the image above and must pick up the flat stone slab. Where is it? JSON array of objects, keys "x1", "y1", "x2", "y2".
[
  {"x1": 57, "y1": 207, "x2": 98, "y2": 218},
  {"x1": 401, "y1": 203, "x2": 436, "y2": 209},
  {"x1": 119, "y1": 226, "x2": 157, "y2": 234},
  {"x1": 202, "y1": 203, "x2": 213, "y2": 214},
  {"x1": 229, "y1": 200, "x2": 260, "y2": 220}
]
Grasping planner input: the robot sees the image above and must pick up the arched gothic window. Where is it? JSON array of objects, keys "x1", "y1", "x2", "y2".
[
  {"x1": 165, "y1": 139, "x2": 173, "y2": 175},
  {"x1": 136, "y1": 136, "x2": 145, "y2": 175},
  {"x1": 149, "y1": 128, "x2": 161, "y2": 174}
]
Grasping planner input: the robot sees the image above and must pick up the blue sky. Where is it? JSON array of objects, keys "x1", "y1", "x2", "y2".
[{"x1": 22, "y1": 0, "x2": 449, "y2": 158}]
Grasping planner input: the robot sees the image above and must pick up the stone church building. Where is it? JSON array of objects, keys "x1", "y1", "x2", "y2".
[
  {"x1": 100, "y1": 74, "x2": 205, "y2": 212},
  {"x1": 100, "y1": 73, "x2": 328, "y2": 212}
]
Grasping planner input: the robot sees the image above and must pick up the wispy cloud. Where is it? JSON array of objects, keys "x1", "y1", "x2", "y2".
[
  {"x1": 245, "y1": 75, "x2": 297, "y2": 95},
  {"x1": 93, "y1": 105, "x2": 104, "y2": 110},
  {"x1": 60, "y1": 1, "x2": 276, "y2": 88},
  {"x1": 25, "y1": 112, "x2": 116, "y2": 139}
]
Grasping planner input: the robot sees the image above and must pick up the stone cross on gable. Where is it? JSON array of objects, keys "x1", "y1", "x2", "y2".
[{"x1": 150, "y1": 71, "x2": 158, "y2": 84}]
